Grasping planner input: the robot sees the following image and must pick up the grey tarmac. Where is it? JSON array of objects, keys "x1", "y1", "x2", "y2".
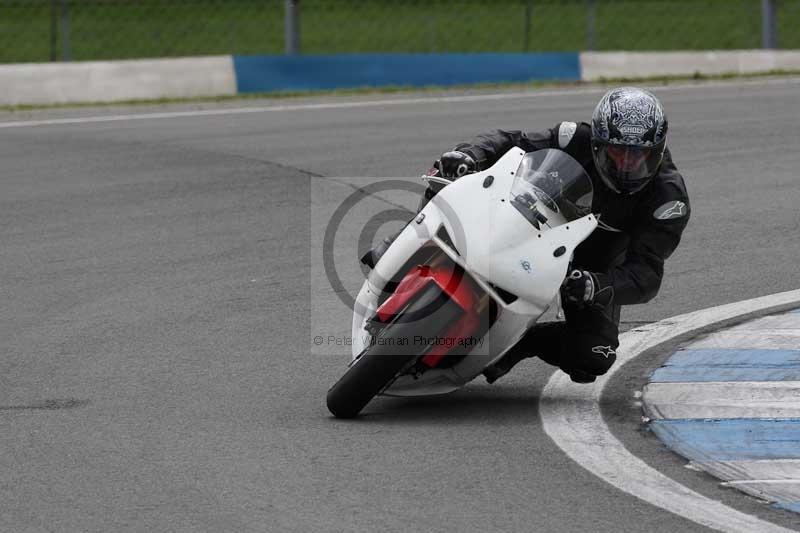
[{"x1": 1, "y1": 78, "x2": 799, "y2": 532}]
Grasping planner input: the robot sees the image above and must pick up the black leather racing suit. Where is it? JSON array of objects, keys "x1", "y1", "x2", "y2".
[{"x1": 443, "y1": 122, "x2": 691, "y2": 381}]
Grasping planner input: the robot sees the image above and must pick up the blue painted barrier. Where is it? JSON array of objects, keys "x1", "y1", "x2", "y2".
[{"x1": 233, "y1": 53, "x2": 581, "y2": 93}]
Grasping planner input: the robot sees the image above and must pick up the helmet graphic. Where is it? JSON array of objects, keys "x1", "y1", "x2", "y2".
[{"x1": 591, "y1": 87, "x2": 668, "y2": 194}]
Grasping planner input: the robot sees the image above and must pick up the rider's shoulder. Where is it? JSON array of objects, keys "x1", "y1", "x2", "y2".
[
  {"x1": 651, "y1": 148, "x2": 689, "y2": 199},
  {"x1": 639, "y1": 148, "x2": 691, "y2": 222}
]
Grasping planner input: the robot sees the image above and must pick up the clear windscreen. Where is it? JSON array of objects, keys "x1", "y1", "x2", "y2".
[{"x1": 510, "y1": 149, "x2": 593, "y2": 228}]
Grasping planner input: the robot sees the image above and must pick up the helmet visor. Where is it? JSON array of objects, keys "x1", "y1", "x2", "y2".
[{"x1": 595, "y1": 141, "x2": 665, "y2": 193}]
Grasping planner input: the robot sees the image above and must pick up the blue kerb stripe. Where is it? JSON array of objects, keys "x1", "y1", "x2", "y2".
[
  {"x1": 651, "y1": 419, "x2": 800, "y2": 461},
  {"x1": 651, "y1": 367, "x2": 800, "y2": 382},
  {"x1": 666, "y1": 349, "x2": 800, "y2": 366},
  {"x1": 774, "y1": 502, "x2": 800, "y2": 513},
  {"x1": 233, "y1": 53, "x2": 581, "y2": 93},
  {"x1": 650, "y1": 348, "x2": 800, "y2": 382}
]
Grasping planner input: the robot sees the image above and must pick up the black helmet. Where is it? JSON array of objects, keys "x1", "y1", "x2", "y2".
[{"x1": 591, "y1": 87, "x2": 668, "y2": 194}]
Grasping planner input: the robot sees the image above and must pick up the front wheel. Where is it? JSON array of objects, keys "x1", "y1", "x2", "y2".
[{"x1": 326, "y1": 284, "x2": 464, "y2": 418}]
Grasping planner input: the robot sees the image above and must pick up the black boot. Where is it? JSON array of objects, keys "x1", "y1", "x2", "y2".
[
  {"x1": 483, "y1": 350, "x2": 532, "y2": 384},
  {"x1": 483, "y1": 322, "x2": 566, "y2": 383},
  {"x1": 566, "y1": 368, "x2": 597, "y2": 383}
]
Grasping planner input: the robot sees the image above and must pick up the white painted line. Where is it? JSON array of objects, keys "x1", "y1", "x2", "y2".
[
  {"x1": 0, "y1": 88, "x2": 614, "y2": 129},
  {"x1": 724, "y1": 314, "x2": 800, "y2": 331},
  {"x1": 723, "y1": 328, "x2": 800, "y2": 335},
  {"x1": 1, "y1": 77, "x2": 799, "y2": 130},
  {"x1": 643, "y1": 381, "x2": 800, "y2": 420},
  {"x1": 540, "y1": 288, "x2": 800, "y2": 533}
]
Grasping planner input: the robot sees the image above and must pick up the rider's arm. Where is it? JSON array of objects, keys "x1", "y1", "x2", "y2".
[
  {"x1": 453, "y1": 128, "x2": 556, "y2": 170},
  {"x1": 603, "y1": 155, "x2": 691, "y2": 304},
  {"x1": 419, "y1": 126, "x2": 559, "y2": 211},
  {"x1": 422, "y1": 122, "x2": 579, "y2": 212}
]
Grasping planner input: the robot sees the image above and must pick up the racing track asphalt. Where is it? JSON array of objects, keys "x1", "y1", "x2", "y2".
[{"x1": 1, "y1": 78, "x2": 799, "y2": 532}]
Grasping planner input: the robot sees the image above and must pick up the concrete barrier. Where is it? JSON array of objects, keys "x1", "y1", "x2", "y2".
[
  {"x1": 0, "y1": 56, "x2": 236, "y2": 106},
  {"x1": 0, "y1": 50, "x2": 798, "y2": 106},
  {"x1": 580, "y1": 50, "x2": 800, "y2": 80}
]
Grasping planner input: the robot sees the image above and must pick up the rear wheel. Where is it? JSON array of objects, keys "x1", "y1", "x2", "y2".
[{"x1": 326, "y1": 284, "x2": 464, "y2": 418}]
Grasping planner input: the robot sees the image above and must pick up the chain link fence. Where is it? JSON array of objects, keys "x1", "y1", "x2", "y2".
[{"x1": 1, "y1": 0, "x2": 797, "y2": 63}]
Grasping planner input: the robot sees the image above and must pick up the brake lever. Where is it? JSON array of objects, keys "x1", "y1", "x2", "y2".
[{"x1": 420, "y1": 170, "x2": 455, "y2": 186}]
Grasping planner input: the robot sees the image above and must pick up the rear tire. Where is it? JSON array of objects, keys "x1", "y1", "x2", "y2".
[{"x1": 326, "y1": 284, "x2": 463, "y2": 418}]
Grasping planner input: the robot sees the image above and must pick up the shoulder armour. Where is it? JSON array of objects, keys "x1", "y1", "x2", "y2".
[{"x1": 558, "y1": 121, "x2": 578, "y2": 149}]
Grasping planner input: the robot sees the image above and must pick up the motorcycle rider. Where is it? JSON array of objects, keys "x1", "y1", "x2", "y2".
[{"x1": 363, "y1": 87, "x2": 690, "y2": 384}]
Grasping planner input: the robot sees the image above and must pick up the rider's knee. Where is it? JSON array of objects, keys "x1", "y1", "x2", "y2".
[{"x1": 579, "y1": 343, "x2": 618, "y2": 376}]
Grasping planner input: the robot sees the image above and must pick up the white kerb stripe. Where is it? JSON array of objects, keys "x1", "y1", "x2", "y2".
[
  {"x1": 642, "y1": 381, "x2": 800, "y2": 420},
  {"x1": 541, "y1": 288, "x2": 800, "y2": 533},
  {"x1": 699, "y1": 459, "x2": 800, "y2": 482},
  {"x1": 722, "y1": 313, "x2": 800, "y2": 331},
  {"x1": 688, "y1": 330, "x2": 800, "y2": 350}
]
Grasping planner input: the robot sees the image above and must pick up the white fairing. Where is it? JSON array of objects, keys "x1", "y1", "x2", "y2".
[{"x1": 351, "y1": 148, "x2": 598, "y2": 396}]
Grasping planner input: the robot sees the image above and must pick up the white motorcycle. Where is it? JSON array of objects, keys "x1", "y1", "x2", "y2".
[{"x1": 326, "y1": 148, "x2": 598, "y2": 418}]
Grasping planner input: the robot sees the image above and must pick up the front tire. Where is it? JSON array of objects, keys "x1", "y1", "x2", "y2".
[{"x1": 326, "y1": 284, "x2": 463, "y2": 418}]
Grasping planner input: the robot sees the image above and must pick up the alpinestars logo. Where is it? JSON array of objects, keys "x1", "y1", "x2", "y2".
[
  {"x1": 591, "y1": 345, "x2": 617, "y2": 359},
  {"x1": 653, "y1": 200, "x2": 687, "y2": 220}
]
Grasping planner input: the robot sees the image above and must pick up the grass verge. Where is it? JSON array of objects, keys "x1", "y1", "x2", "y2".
[{"x1": 1, "y1": 69, "x2": 799, "y2": 114}]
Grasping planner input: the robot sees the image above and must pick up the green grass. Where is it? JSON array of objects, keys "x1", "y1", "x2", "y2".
[{"x1": 0, "y1": 0, "x2": 797, "y2": 63}]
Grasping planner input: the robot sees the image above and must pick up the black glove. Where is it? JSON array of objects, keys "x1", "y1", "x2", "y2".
[
  {"x1": 435, "y1": 151, "x2": 477, "y2": 179},
  {"x1": 562, "y1": 270, "x2": 614, "y2": 308}
]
